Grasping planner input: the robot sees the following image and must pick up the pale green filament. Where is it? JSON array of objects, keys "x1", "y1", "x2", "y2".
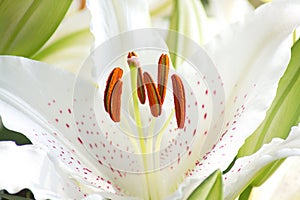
[{"x1": 293, "y1": 30, "x2": 297, "y2": 44}]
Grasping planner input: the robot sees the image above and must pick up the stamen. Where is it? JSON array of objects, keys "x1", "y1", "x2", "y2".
[
  {"x1": 79, "y1": 0, "x2": 86, "y2": 10},
  {"x1": 157, "y1": 54, "x2": 170, "y2": 104},
  {"x1": 171, "y1": 74, "x2": 186, "y2": 129},
  {"x1": 143, "y1": 72, "x2": 162, "y2": 117},
  {"x1": 110, "y1": 80, "x2": 123, "y2": 122},
  {"x1": 137, "y1": 67, "x2": 146, "y2": 104},
  {"x1": 104, "y1": 67, "x2": 123, "y2": 114}
]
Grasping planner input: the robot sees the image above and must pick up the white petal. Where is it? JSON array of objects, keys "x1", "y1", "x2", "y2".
[
  {"x1": 0, "y1": 142, "x2": 85, "y2": 200},
  {"x1": 173, "y1": 0, "x2": 208, "y2": 45},
  {"x1": 205, "y1": 0, "x2": 300, "y2": 102},
  {"x1": 199, "y1": 0, "x2": 300, "y2": 176},
  {"x1": 224, "y1": 124, "x2": 300, "y2": 200},
  {"x1": 0, "y1": 55, "x2": 157, "y2": 198},
  {"x1": 204, "y1": 0, "x2": 254, "y2": 42},
  {"x1": 251, "y1": 156, "x2": 300, "y2": 200},
  {"x1": 0, "y1": 56, "x2": 119, "y2": 195},
  {"x1": 167, "y1": 1, "x2": 300, "y2": 198},
  {"x1": 148, "y1": 0, "x2": 172, "y2": 29},
  {"x1": 33, "y1": 6, "x2": 93, "y2": 73},
  {"x1": 87, "y1": 0, "x2": 151, "y2": 47},
  {"x1": 208, "y1": 0, "x2": 253, "y2": 23}
]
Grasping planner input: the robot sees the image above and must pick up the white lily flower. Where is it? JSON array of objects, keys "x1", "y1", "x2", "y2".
[{"x1": 1, "y1": 0, "x2": 300, "y2": 200}]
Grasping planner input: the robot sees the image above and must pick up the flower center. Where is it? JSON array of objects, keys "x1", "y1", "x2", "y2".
[{"x1": 103, "y1": 52, "x2": 187, "y2": 198}]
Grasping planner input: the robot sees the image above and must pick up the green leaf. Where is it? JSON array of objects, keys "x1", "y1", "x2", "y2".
[
  {"x1": 238, "y1": 186, "x2": 253, "y2": 200},
  {"x1": 237, "y1": 38, "x2": 300, "y2": 158},
  {"x1": 233, "y1": 38, "x2": 300, "y2": 197},
  {"x1": 0, "y1": 0, "x2": 72, "y2": 57},
  {"x1": 188, "y1": 170, "x2": 223, "y2": 200}
]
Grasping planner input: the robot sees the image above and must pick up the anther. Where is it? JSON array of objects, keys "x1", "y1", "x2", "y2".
[
  {"x1": 157, "y1": 54, "x2": 170, "y2": 104},
  {"x1": 104, "y1": 67, "x2": 123, "y2": 120},
  {"x1": 110, "y1": 80, "x2": 123, "y2": 122},
  {"x1": 171, "y1": 74, "x2": 186, "y2": 129},
  {"x1": 137, "y1": 67, "x2": 146, "y2": 104},
  {"x1": 143, "y1": 72, "x2": 162, "y2": 117}
]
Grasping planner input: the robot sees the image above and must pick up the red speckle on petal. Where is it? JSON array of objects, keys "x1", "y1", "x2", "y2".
[
  {"x1": 204, "y1": 113, "x2": 207, "y2": 119},
  {"x1": 77, "y1": 137, "x2": 83, "y2": 144},
  {"x1": 66, "y1": 123, "x2": 70, "y2": 128},
  {"x1": 68, "y1": 108, "x2": 72, "y2": 114}
]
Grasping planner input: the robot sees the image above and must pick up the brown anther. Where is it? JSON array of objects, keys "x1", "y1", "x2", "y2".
[
  {"x1": 137, "y1": 67, "x2": 146, "y2": 104},
  {"x1": 79, "y1": 0, "x2": 86, "y2": 10},
  {"x1": 110, "y1": 80, "x2": 123, "y2": 122},
  {"x1": 143, "y1": 72, "x2": 162, "y2": 117},
  {"x1": 157, "y1": 54, "x2": 170, "y2": 104},
  {"x1": 171, "y1": 74, "x2": 186, "y2": 129},
  {"x1": 104, "y1": 67, "x2": 123, "y2": 113}
]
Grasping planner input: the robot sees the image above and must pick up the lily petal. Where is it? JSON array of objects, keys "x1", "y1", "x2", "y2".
[
  {"x1": 169, "y1": 0, "x2": 300, "y2": 198},
  {"x1": 207, "y1": 0, "x2": 254, "y2": 24},
  {"x1": 251, "y1": 156, "x2": 300, "y2": 200},
  {"x1": 204, "y1": 0, "x2": 253, "y2": 42},
  {"x1": 224, "y1": 124, "x2": 300, "y2": 200},
  {"x1": 0, "y1": 142, "x2": 85, "y2": 200},
  {"x1": 201, "y1": 0, "x2": 300, "y2": 168},
  {"x1": 87, "y1": 0, "x2": 151, "y2": 47},
  {"x1": 0, "y1": 56, "x2": 119, "y2": 196}
]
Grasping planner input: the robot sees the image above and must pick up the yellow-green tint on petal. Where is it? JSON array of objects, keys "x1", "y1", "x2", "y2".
[
  {"x1": 188, "y1": 170, "x2": 223, "y2": 200},
  {"x1": 238, "y1": 38, "x2": 300, "y2": 158},
  {"x1": 32, "y1": 29, "x2": 93, "y2": 73},
  {"x1": 234, "y1": 38, "x2": 300, "y2": 197},
  {"x1": 167, "y1": 0, "x2": 207, "y2": 68},
  {"x1": 0, "y1": 0, "x2": 72, "y2": 57}
]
